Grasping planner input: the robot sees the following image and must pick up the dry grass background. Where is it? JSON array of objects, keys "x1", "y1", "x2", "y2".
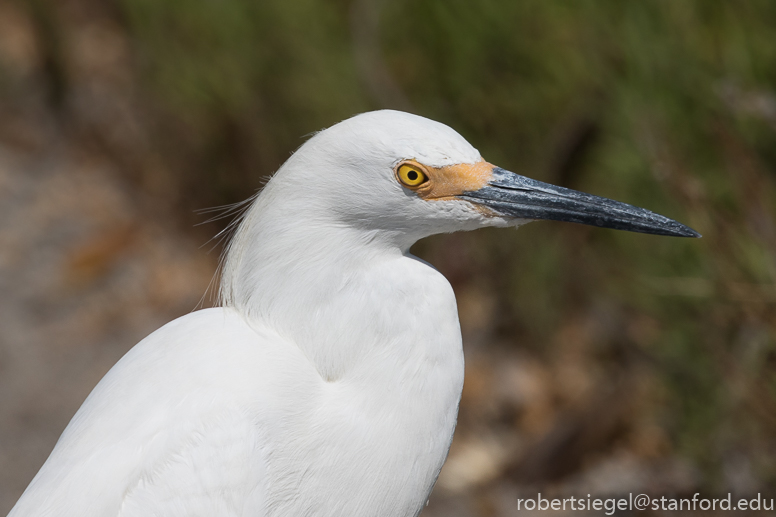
[{"x1": 0, "y1": 0, "x2": 774, "y2": 515}]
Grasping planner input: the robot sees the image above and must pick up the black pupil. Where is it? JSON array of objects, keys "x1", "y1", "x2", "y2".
[{"x1": 407, "y1": 170, "x2": 418, "y2": 181}]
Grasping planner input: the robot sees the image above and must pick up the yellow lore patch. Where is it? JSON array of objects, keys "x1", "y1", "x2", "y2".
[{"x1": 394, "y1": 159, "x2": 494, "y2": 200}]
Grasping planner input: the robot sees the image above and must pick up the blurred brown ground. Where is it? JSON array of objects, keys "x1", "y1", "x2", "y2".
[{"x1": 0, "y1": 1, "x2": 774, "y2": 515}]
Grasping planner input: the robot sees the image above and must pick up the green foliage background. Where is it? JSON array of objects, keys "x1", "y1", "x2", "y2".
[
  {"x1": 7, "y1": 0, "x2": 774, "y2": 492},
  {"x1": 118, "y1": 0, "x2": 776, "y2": 489}
]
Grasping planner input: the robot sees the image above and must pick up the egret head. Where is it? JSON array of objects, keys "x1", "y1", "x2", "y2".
[
  {"x1": 269, "y1": 110, "x2": 699, "y2": 247},
  {"x1": 221, "y1": 110, "x2": 698, "y2": 319}
]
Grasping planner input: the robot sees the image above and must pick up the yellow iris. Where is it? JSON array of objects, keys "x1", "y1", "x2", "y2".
[{"x1": 397, "y1": 163, "x2": 428, "y2": 187}]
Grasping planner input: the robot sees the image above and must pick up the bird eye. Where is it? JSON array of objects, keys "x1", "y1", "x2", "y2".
[{"x1": 396, "y1": 163, "x2": 428, "y2": 188}]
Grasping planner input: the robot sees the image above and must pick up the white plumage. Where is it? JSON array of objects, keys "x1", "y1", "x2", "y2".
[{"x1": 9, "y1": 110, "x2": 698, "y2": 517}]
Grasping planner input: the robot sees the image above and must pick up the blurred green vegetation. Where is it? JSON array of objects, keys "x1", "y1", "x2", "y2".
[
  {"x1": 118, "y1": 0, "x2": 776, "y2": 490},
  {"x1": 5, "y1": 0, "x2": 775, "y2": 492}
]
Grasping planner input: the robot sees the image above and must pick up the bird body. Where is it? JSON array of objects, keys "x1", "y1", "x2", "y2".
[
  {"x1": 12, "y1": 262, "x2": 463, "y2": 516},
  {"x1": 9, "y1": 111, "x2": 698, "y2": 517}
]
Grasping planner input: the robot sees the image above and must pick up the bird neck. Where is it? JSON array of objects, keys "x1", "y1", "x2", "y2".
[{"x1": 219, "y1": 188, "x2": 417, "y2": 381}]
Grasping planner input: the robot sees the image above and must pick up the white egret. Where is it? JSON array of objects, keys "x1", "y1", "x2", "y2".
[{"x1": 9, "y1": 110, "x2": 698, "y2": 516}]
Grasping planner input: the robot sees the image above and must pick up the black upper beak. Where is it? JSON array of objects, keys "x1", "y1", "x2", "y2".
[{"x1": 459, "y1": 168, "x2": 700, "y2": 238}]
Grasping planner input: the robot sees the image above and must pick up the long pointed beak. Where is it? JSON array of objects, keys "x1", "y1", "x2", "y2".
[{"x1": 459, "y1": 168, "x2": 700, "y2": 238}]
